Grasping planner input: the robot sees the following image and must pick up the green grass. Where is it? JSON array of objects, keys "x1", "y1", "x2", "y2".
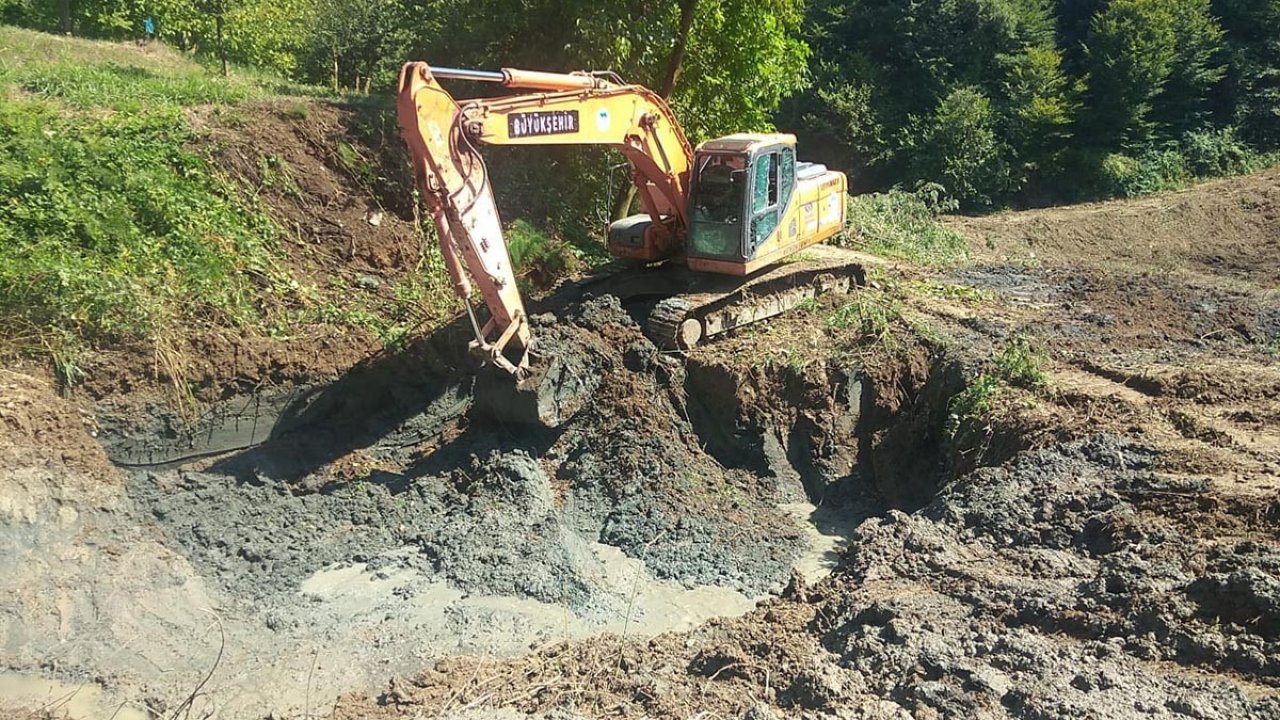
[
  {"x1": 835, "y1": 188, "x2": 969, "y2": 266},
  {"x1": 0, "y1": 26, "x2": 313, "y2": 374},
  {"x1": 272, "y1": 265, "x2": 454, "y2": 351},
  {"x1": 945, "y1": 373, "x2": 1001, "y2": 440},
  {"x1": 945, "y1": 336, "x2": 1049, "y2": 440},
  {"x1": 993, "y1": 335, "x2": 1048, "y2": 389},
  {"x1": 908, "y1": 279, "x2": 996, "y2": 305},
  {"x1": 826, "y1": 294, "x2": 899, "y2": 336}
]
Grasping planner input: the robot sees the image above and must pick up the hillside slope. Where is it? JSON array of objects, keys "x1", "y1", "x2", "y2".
[{"x1": 0, "y1": 27, "x2": 457, "y2": 404}]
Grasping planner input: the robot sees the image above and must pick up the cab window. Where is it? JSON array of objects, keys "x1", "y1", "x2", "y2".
[
  {"x1": 753, "y1": 152, "x2": 778, "y2": 213},
  {"x1": 780, "y1": 147, "x2": 794, "y2": 207},
  {"x1": 691, "y1": 154, "x2": 746, "y2": 224}
]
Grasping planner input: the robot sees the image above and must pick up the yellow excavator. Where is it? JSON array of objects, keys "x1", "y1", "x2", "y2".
[{"x1": 396, "y1": 61, "x2": 860, "y2": 376}]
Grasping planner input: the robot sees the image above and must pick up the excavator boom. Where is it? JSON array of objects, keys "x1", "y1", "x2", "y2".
[
  {"x1": 396, "y1": 61, "x2": 696, "y2": 373},
  {"x1": 397, "y1": 62, "x2": 532, "y2": 373}
]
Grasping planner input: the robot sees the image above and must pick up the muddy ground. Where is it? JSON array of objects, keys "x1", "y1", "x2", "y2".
[
  {"x1": 325, "y1": 170, "x2": 1280, "y2": 719},
  {"x1": 2, "y1": 111, "x2": 1279, "y2": 720},
  {"x1": 1, "y1": 290, "x2": 865, "y2": 718}
]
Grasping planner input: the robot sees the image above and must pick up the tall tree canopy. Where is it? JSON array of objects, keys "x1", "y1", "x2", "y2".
[{"x1": 6, "y1": 0, "x2": 1276, "y2": 209}]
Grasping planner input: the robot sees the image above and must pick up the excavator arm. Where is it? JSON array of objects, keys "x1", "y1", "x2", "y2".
[{"x1": 396, "y1": 61, "x2": 693, "y2": 374}]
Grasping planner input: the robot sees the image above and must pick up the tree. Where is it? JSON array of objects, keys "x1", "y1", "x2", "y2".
[
  {"x1": 998, "y1": 44, "x2": 1078, "y2": 181},
  {"x1": 904, "y1": 86, "x2": 1008, "y2": 206},
  {"x1": 1157, "y1": 0, "x2": 1227, "y2": 133},
  {"x1": 1083, "y1": 0, "x2": 1225, "y2": 147},
  {"x1": 224, "y1": 0, "x2": 314, "y2": 76},
  {"x1": 787, "y1": 0, "x2": 1066, "y2": 199},
  {"x1": 1213, "y1": 0, "x2": 1280, "y2": 147}
]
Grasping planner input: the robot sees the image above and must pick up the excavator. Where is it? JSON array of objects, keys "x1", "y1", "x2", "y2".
[{"x1": 395, "y1": 61, "x2": 861, "y2": 381}]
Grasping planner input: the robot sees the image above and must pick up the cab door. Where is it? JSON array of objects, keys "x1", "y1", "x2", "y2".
[{"x1": 746, "y1": 145, "x2": 795, "y2": 261}]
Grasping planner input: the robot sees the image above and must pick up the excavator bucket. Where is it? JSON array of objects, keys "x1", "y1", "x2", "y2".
[{"x1": 471, "y1": 363, "x2": 597, "y2": 428}]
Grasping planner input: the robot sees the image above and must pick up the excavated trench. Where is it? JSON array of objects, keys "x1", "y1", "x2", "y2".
[
  {"x1": 104, "y1": 299, "x2": 969, "y2": 603},
  {"x1": 77, "y1": 294, "x2": 982, "y2": 715}
]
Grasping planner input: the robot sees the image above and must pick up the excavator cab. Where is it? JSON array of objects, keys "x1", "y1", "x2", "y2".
[
  {"x1": 689, "y1": 154, "x2": 748, "y2": 255},
  {"x1": 685, "y1": 133, "x2": 846, "y2": 276}
]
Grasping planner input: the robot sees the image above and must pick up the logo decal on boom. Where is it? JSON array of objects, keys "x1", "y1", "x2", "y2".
[{"x1": 509, "y1": 110, "x2": 580, "y2": 138}]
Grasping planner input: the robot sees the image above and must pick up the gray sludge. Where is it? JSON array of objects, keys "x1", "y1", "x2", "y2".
[{"x1": 127, "y1": 295, "x2": 810, "y2": 618}]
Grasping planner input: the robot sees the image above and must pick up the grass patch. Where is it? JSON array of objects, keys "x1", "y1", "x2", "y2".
[
  {"x1": 17, "y1": 62, "x2": 254, "y2": 110},
  {"x1": 835, "y1": 188, "x2": 968, "y2": 266},
  {"x1": 826, "y1": 293, "x2": 901, "y2": 345},
  {"x1": 907, "y1": 279, "x2": 996, "y2": 305},
  {"x1": 993, "y1": 335, "x2": 1047, "y2": 389},
  {"x1": 0, "y1": 27, "x2": 317, "y2": 376},
  {"x1": 0, "y1": 100, "x2": 287, "y2": 352},
  {"x1": 0, "y1": 26, "x2": 327, "y2": 105}
]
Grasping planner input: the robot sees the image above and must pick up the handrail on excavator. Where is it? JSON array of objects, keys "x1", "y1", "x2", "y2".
[{"x1": 428, "y1": 65, "x2": 610, "y2": 91}]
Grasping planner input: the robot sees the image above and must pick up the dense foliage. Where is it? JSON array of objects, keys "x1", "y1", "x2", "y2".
[
  {"x1": 2, "y1": 0, "x2": 1276, "y2": 211},
  {"x1": 0, "y1": 29, "x2": 294, "y2": 370},
  {"x1": 785, "y1": 0, "x2": 1279, "y2": 206}
]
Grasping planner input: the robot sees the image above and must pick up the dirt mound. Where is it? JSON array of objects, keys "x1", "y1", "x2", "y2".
[
  {"x1": 0, "y1": 371, "x2": 113, "y2": 478},
  {"x1": 190, "y1": 99, "x2": 422, "y2": 279},
  {"x1": 949, "y1": 166, "x2": 1280, "y2": 285}
]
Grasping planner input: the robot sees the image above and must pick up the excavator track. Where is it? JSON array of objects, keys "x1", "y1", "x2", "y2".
[
  {"x1": 646, "y1": 297, "x2": 698, "y2": 350},
  {"x1": 579, "y1": 244, "x2": 880, "y2": 351}
]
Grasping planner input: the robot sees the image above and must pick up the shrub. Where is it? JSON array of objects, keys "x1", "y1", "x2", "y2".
[
  {"x1": 994, "y1": 336, "x2": 1048, "y2": 389},
  {"x1": 837, "y1": 187, "x2": 967, "y2": 266},
  {"x1": 505, "y1": 219, "x2": 580, "y2": 291},
  {"x1": 946, "y1": 373, "x2": 1002, "y2": 439},
  {"x1": 1098, "y1": 148, "x2": 1191, "y2": 197},
  {"x1": 903, "y1": 87, "x2": 1010, "y2": 209},
  {"x1": 1181, "y1": 127, "x2": 1258, "y2": 177}
]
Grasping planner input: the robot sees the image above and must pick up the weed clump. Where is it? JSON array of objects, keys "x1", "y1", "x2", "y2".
[
  {"x1": 826, "y1": 293, "x2": 901, "y2": 350},
  {"x1": 946, "y1": 336, "x2": 1048, "y2": 440},
  {"x1": 994, "y1": 336, "x2": 1048, "y2": 389},
  {"x1": 946, "y1": 373, "x2": 1001, "y2": 439},
  {"x1": 1265, "y1": 336, "x2": 1280, "y2": 359},
  {"x1": 834, "y1": 187, "x2": 968, "y2": 266}
]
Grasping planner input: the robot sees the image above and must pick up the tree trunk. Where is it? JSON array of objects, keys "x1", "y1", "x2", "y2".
[
  {"x1": 216, "y1": 9, "x2": 227, "y2": 76},
  {"x1": 658, "y1": 0, "x2": 698, "y2": 98},
  {"x1": 611, "y1": 0, "x2": 700, "y2": 222},
  {"x1": 58, "y1": 0, "x2": 71, "y2": 35}
]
